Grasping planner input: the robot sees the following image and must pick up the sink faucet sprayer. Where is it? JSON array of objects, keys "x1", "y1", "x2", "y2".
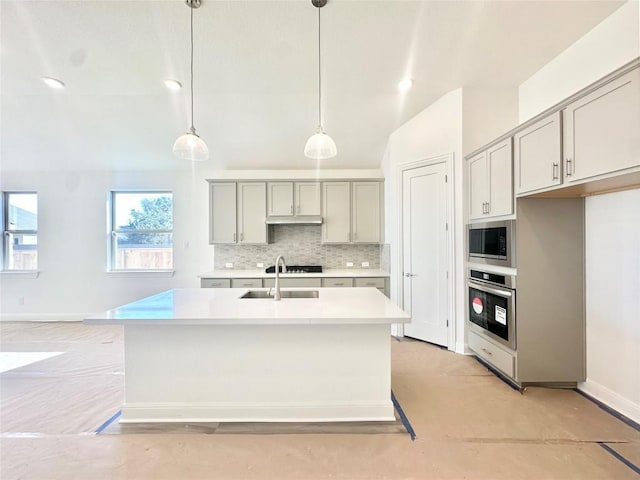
[{"x1": 274, "y1": 255, "x2": 287, "y2": 301}]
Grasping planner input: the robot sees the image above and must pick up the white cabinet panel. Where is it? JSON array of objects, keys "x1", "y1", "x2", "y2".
[
  {"x1": 564, "y1": 68, "x2": 640, "y2": 183},
  {"x1": 209, "y1": 183, "x2": 237, "y2": 244},
  {"x1": 322, "y1": 182, "x2": 351, "y2": 243},
  {"x1": 514, "y1": 112, "x2": 562, "y2": 195},
  {"x1": 352, "y1": 182, "x2": 382, "y2": 243},
  {"x1": 237, "y1": 182, "x2": 267, "y2": 244}
]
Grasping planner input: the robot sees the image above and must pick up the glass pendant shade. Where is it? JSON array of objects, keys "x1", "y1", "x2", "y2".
[
  {"x1": 173, "y1": 129, "x2": 209, "y2": 161},
  {"x1": 304, "y1": 127, "x2": 337, "y2": 160}
]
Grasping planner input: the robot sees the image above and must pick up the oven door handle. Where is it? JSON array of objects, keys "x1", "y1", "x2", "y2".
[{"x1": 468, "y1": 280, "x2": 513, "y2": 298}]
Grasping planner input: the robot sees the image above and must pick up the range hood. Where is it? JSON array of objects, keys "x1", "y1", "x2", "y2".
[{"x1": 265, "y1": 216, "x2": 323, "y2": 225}]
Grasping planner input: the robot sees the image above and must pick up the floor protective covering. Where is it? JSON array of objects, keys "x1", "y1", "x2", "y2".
[{"x1": 1, "y1": 321, "x2": 639, "y2": 479}]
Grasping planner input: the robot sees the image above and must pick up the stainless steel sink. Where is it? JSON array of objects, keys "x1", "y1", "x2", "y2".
[{"x1": 240, "y1": 290, "x2": 319, "y2": 299}]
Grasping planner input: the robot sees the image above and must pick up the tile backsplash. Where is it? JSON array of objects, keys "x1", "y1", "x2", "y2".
[{"x1": 214, "y1": 225, "x2": 382, "y2": 270}]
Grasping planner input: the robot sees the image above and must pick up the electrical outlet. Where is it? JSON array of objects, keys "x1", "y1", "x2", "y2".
[
  {"x1": 346, "y1": 262, "x2": 354, "y2": 268},
  {"x1": 225, "y1": 263, "x2": 233, "y2": 269},
  {"x1": 257, "y1": 263, "x2": 264, "y2": 268},
  {"x1": 361, "y1": 262, "x2": 370, "y2": 268}
]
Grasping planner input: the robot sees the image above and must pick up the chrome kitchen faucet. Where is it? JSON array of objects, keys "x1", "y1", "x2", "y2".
[{"x1": 273, "y1": 255, "x2": 287, "y2": 301}]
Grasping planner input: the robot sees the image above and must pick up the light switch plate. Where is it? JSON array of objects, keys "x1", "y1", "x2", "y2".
[
  {"x1": 346, "y1": 262, "x2": 354, "y2": 268},
  {"x1": 361, "y1": 262, "x2": 370, "y2": 268},
  {"x1": 225, "y1": 263, "x2": 233, "y2": 269}
]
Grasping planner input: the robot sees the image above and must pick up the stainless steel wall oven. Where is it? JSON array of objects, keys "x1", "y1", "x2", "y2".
[{"x1": 467, "y1": 269, "x2": 516, "y2": 350}]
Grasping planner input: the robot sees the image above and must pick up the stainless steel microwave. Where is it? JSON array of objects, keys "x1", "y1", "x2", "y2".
[{"x1": 467, "y1": 220, "x2": 516, "y2": 267}]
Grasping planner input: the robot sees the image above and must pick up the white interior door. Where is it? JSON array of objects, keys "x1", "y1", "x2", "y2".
[{"x1": 402, "y1": 163, "x2": 449, "y2": 346}]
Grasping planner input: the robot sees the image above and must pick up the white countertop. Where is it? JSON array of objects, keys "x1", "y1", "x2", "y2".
[
  {"x1": 84, "y1": 288, "x2": 410, "y2": 326},
  {"x1": 198, "y1": 269, "x2": 389, "y2": 279}
]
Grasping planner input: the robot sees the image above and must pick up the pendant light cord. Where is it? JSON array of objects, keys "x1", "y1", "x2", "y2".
[
  {"x1": 190, "y1": 4, "x2": 195, "y2": 131},
  {"x1": 317, "y1": 5, "x2": 322, "y2": 129}
]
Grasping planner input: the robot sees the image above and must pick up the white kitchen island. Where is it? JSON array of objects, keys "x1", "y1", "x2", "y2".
[{"x1": 84, "y1": 287, "x2": 410, "y2": 424}]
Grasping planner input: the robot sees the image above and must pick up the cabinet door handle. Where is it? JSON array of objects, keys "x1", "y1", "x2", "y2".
[
  {"x1": 354, "y1": 232, "x2": 358, "y2": 241},
  {"x1": 233, "y1": 233, "x2": 236, "y2": 242},
  {"x1": 552, "y1": 163, "x2": 559, "y2": 180},
  {"x1": 334, "y1": 282, "x2": 344, "y2": 286},
  {"x1": 290, "y1": 204, "x2": 293, "y2": 214},
  {"x1": 481, "y1": 347, "x2": 493, "y2": 356},
  {"x1": 240, "y1": 232, "x2": 244, "y2": 241},
  {"x1": 486, "y1": 202, "x2": 490, "y2": 214},
  {"x1": 296, "y1": 205, "x2": 300, "y2": 214},
  {"x1": 565, "y1": 158, "x2": 572, "y2": 176}
]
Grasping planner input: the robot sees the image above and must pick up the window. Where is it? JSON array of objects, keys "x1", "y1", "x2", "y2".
[
  {"x1": 2, "y1": 192, "x2": 38, "y2": 271},
  {"x1": 110, "y1": 191, "x2": 173, "y2": 270}
]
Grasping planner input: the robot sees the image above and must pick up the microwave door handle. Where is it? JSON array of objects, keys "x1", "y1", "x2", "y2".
[{"x1": 468, "y1": 281, "x2": 513, "y2": 298}]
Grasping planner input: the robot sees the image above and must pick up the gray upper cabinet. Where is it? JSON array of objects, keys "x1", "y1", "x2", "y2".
[
  {"x1": 237, "y1": 182, "x2": 267, "y2": 244},
  {"x1": 267, "y1": 181, "x2": 321, "y2": 216},
  {"x1": 209, "y1": 181, "x2": 267, "y2": 245},
  {"x1": 514, "y1": 112, "x2": 562, "y2": 196},
  {"x1": 267, "y1": 182, "x2": 294, "y2": 216},
  {"x1": 563, "y1": 67, "x2": 640, "y2": 183},
  {"x1": 468, "y1": 138, "x2": 513, "y2": 220},
  {"x1": 209, "y1": 182, "x2": 237, "y2": 244},
  {"x1": 352, "y1": 182, "x2": 382, "y2": 243},
  {"x1": 322, "y1": 182, "x2": 351, "y2": 243},
  {"x1": 295, "y1": 182, "x2": 321, "y2": 216}
]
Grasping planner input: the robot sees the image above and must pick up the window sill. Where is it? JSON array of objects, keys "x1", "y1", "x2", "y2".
[
  {"x1": 105, "y1": 270, "x2": 175, "y2": 278},
  {"x1": 0, "y1": 270, "x2": 40, "y2": 279}
]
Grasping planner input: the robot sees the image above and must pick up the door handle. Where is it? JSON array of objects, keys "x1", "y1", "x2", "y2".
[{"x1": 403, "y1": 272, "x2": 416, "y2": 277}]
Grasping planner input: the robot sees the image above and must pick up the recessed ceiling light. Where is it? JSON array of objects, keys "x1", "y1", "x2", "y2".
[
  {"x1": 398, "y1": 78, "x2": 413, "y2": 92},
  {"x1": 164, "y1": 79, "x2": 182, "y2": 91},
  {"x1": 42, "y1": 77, "x2": 65, "y2": 89}
]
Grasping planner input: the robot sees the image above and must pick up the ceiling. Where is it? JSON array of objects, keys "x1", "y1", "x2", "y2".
[{"x1": 0, "y1": 0, "x2": 625, "y2": 172}]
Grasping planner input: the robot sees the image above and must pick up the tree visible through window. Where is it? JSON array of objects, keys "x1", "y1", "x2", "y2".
[{"x1": 111, "y1": 192, "x2": 173, "y2": 270}]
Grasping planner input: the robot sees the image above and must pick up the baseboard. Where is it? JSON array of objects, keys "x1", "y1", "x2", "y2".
[
  {"x1": 578, "y1": 379, "x2": 640, "y2": 425},
  {"x1": 0, "y1": 313, "x2": 87, "y2": 322},
  {"x1": 120, "y1": 401, "x2": 396, "y2": 423}
]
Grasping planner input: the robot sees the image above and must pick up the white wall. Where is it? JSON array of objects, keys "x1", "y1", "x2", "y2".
[
  {"x1": 584, "y1": 190, "x2": 640, "y2": 423},
  {"x1": 383, "y1": 88, "x2": 465, "y2": 351},
  {"x1": 0, "y1": 170, "x2": 212, "y2": 319},
  {"x1": 519, "y1": 0, "x2": 639, "y2": 122},
  {"x1": 518, "y1": 0, "x2": 640, "y2": 422}
]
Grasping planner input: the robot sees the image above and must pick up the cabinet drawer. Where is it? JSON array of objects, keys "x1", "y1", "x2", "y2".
[
  {"x1": 468, "y1": 330, "x2": 515, "y2": 378},
  {"x1": 263, "y1": 278, "x2": 322, "y2": 288},
  {"x1": 354, "y1": 277, "x2": 385, "y2": 289},
  {"x1": 231, "y1": 278, "x2": 263, "y2": 288},
  {"x1": 201, "y1": 278, "x2": 231, "y2": 288},
  {"x1": 322, "y1": 278, "x2": 354, "y2": 288}
]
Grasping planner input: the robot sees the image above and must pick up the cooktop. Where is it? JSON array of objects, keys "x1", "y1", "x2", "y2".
[{"x1": 265, "y1": 265, "x2": 323, "y2": 274}]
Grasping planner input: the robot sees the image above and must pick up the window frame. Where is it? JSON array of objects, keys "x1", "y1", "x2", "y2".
[
  {"x1": 2, "y1": 191, "x2": 39, "y2": 272},
  {"x1": 108, "y1": 190, "x2": 174, "y2": 272}
]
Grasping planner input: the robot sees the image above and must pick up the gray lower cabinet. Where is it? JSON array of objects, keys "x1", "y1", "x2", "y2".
[
  {"x1": 322, "y1": 278, "x2": 354, "y2": 287},
  {"x1": 262, "y1": 278, "x2": 322, "y2": 288},
  {"x1": 468, "y1": 330, "x2": 515, "y2": 378},
  {"x1": 200, "y1": 278, "x2": 231, "y2": 288},
  {"x1": 231, "y1": 278, "x2": 262, "y2": 288}
]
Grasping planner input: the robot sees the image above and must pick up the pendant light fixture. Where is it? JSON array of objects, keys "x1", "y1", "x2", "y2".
[
  {"x1": 304, "y1": 0, "x2": 337, "y2": 160},
  {"x1": 173, "y1": 0, "x2": 209, "y2": 161}
]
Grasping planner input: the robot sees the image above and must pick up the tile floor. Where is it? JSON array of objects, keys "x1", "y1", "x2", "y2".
[{"x1": 1, "y1": 322, "x2": 638, "y2": 479}]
